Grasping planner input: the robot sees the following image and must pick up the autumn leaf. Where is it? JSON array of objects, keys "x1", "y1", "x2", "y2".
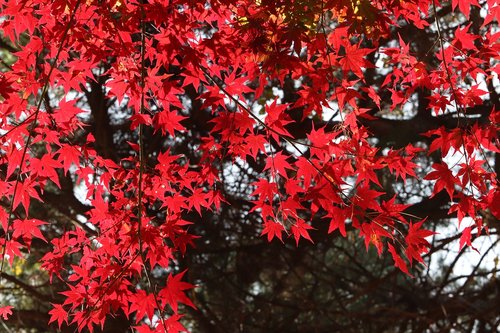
[
  {"x1": 0, "y1": 306, "x2": 13, "y2": 320},
  {"x1": 48, "y1": 304, "x2": 67, "y2": 328},
  {"x1": 130, "y1": 114, "x2": 152, "y2": 130},
  {"x1": 290, "y1": 219, "x2": 314, "y2": 246},
  {"x1": 261, "y1": 220, "x2": 285, "y2": 243},
  {"x1": 153, "y1": 110, "x2": 186, "y2": 137},
  {"x1": 250, "y1": 179, "x2": 278, "y2": 203},
  {"x1": 263, "y1": 151, "x2": 294, "y2": 178},
  {"x1": 387, "y1": 243, "x2": 412, "y2": 276},
  {"x1": 12, "y1": 218, "x2": 48, "y2": 245},
  {"x1": 452, "y1": 0, "x2": 480, "y2": 18},
  {"x1": 158, "y1": 270, "x2": 196, "y2": 313},
  {"x1": 459, "y1": 226, "x2": 478, "y2": 251},
  {"x1": 57, "y1": 145, "x2": 81, "y2": 174},
  {"x1": 339, "y1": 42, "x2": 374, "y2": 78},
  {"x1": 129, "y1": 290, "x2": 157, "y2": 322},
  {"x1": 425, "y1": 163, "x2": 459, "y2": 199},
  {"x1": 405, "y1": 220, "x2": 435, "y2": 265}
]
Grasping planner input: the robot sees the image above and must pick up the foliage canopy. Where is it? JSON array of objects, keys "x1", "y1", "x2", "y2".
[{"x1": 0, "y1": 0, "x2": 499, "y2": 331}]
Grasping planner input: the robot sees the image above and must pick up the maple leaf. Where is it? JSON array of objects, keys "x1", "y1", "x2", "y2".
[
  {"x1": 0, "y1": 207, "x2": 9, "y2": 231},
  {"x1": 130, "y1": 114, "x2": 152, "y2": 130},
  {"x1": 2, "y1": 240, "x2": 23, "y2": 265},
  {"x1": 360, "y1": 223, "x2": 391, "y2": 256},
  {"x1": 339, "y1": 42, "x2": 374, "y2": 78},
  {"x1": 11, "y1": 178, "x2": 43, "y2": 215},
  {"x1": 29, "y1": 153, "x2": 63, "y2": 187},
  {"x1": 57, "y1": 145, "x2": 81, "y2": 174},
  {"x1": 186, "y1": 188, "x2": 209, "y2": 215},
  {"x1": 135, "y1": 315, "x2": 187, "y2": 333},
  {"x1": 222, "y1": 70, "x2": 253, "y2": 100},
  {"x1": 5, "y1": 146, "x2": 26, "y2": 180},
  {"x1": 284, "y1": 178, "x2": 304, "y2": 196},
  {"x1": 380, "y1": 196, "x2": 410, "y2": 223},
  {"x1": 261, "y1": 220, "x2": 285, "y2": 243},
  {"x1": 174, "y1": 231, "x2": 200, "y2": 256},
  {"x1": 165, "y1": 314, "x2": 188, "y2": 333},
  {"x1": 263, "y1": 151, "x2": 294, "y2": 178},
  {"x1": 362, "y1": 86, "x2": 381, "y2": 109},
  {"x1": 405, "y1": 220, "x2": 435, "y2": 265},
  {"x1": 424, "y1": 127, "x2": 463, "y2": 156},
  {"x1": 153, "y1": 110, "x2": 186, "y2": 136},
  {"x1": 424, "y1": 163, "x2": 459, "y2": 199},
  {"x1": 129, "y1": 290, "x2": 157, "y2": 322},
  {"x1": 459, "y1": 226, "x2": 475, "y2": 251},
  {"x1": 250, "y1": 179, "x2": 278, "y2": 202},
  {"x1": 355, "y1": 150, "x2": 383, "y2": 187},
  {"x1": 335, "y1": 79, "x2": 362, "y2": 111},
  {"x1": 384, "y1": 148, "x2": 418, "y2": 183},
  {"x1": 158, "y1": 270, "x2": 196, "y2": 313},
  {"x1": 12, "y1": 218, "x2": 48, "y2": 246},
  {"x1": 210, "y1": 111, "x2": 254, "y2": 137},
  {"x1": 453, "y1": 24, "x2": 479, "y2": 50},
  {"x1": 325, "y1": 206, "x2": 349, "y2": 237},
  {"x1": 452, "y1": 0, "x2": 480, "y2": 19},
  {"x1": 486, "y1": 189, "x2": 500, "y2": 219},
  {"x1": 71, "y1": 308, "x2": 103, "y2": 333},
  {"x1": 290, "y1": 219, "x2": 314, "y2": 246},
  {"x1": 264, "y1": 100, "x2": 293, "y2": 141},
  {"x1": 48, "y1": 304, "x2": 67, "y2": 328},
  {"x1": 244, "y1": 134, "x2": 266, "y2": 159},
  {"x1": 387, "y1": 244, "x2": 412, "y2": 276},
  {"x1": 352, "y1": 185, "x2": 383, "y2": 211},
  {"x1": 161, "y1": 195, "x2": 188, "y2": 214},
  {"x1": 295, "y1": 157, "x2": 318, "y2": 188},
  {"x1": 295, "y1": 85, "x2": 328, "y2": 118},
  {"x1": 0, "y1": 306, "x2": 13, "y2": 320},
  {"x1": 0, "y1": 0, "x2": 498, "y2": 329}
]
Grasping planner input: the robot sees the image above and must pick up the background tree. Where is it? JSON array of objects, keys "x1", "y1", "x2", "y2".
[{"x1": 0, "y1": 0, "x2": 498, "y2": 332}]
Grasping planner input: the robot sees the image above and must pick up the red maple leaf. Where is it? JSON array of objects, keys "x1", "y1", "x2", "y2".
[
  {"x1": 164, "y1": 314, "x2": 188, "y2": 333},
  {"x1": 129, "y1": 290, "x2": 157, "y2": 322},
  {"x1": 186, "y1": 188, "x2": 209, "y2": 215},
  {"x1": 48, "y1": 304, "x2": 67, "y2": 328},
  {"x1": 134, "y1": 324, "x2": 157, "y2": 333},
  {"x1": 153, "y1": 110, "x2": 186, "y2": 136},
  {"x1": 244, "y1": 134, "x2": 266, "y2": 159},
  {"x1": 263, "y1": 151, "x2": 294, "y2": 178},
  {"x1": 130, "y1": 114, "x2": 152, "y2": 130},
  {"x1": 424, "y1": 163, "x2": 459, "y2": 199},
  {"x1": 57, "y1": 145, "x2": 81, "y2": 174},
  {"x1": 325, "y1": 206, "x2": 350, "y2": 237},
  {"x1": 158, "y1": 270, "x2": 196, "y2": 313},
  {"x1": 0, "y1": 306, "x2": 13, "y2": 320},
  {"x1": 290, "y1": 219, "x2": 314, "y2": 246},
  {"x1": 11, "y1": 178, "x2": 43, "y2": 215},
  {"x1": 453, "y1": 24, "x2": 479, "y2": 50},
  {"x1": 459, "y1": 226, "x2": 478, "y2": 251},
  {"x1": 250, "y1": 179, "x2": 278, "y2": 203},
  {"x1": 261, "y1": 220, "x2": 285, "y2": 242},
  {"x1": 12, "y1": 218, "x2": 47, "y2": 246},
  {"x1": 339, "y1": 42, "x2": 374, "y2": 78},
  {"x1": 452, "y1": 0, "x2": 480, "y2": 18},
  {"x1": 264, "y1": 100, "x2": 293, "y2": 141},
  {"x1": 405, "y1": 220, "x2": 435, "y2": 264},
  {"x1": 387, "y1": 244, "x2": 412, "y2": 276}
]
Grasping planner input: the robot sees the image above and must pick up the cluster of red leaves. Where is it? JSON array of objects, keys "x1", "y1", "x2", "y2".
[{"x1": 0, "y1": 0, "x2": 498, "y2": 331}]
